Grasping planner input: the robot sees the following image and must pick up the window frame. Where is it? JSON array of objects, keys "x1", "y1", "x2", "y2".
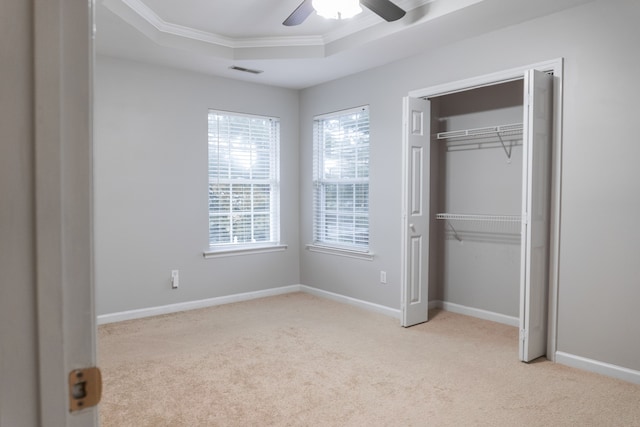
[
  {"x1": 309, "y1": 105, "x2": 373, "y2": 260},
  {"x1": 204, "y1": 109, "x2": 286, "y2": 258}
]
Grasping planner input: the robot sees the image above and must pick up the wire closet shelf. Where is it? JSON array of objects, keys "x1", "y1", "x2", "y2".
[
  {"x1": 435, "y1": 213, "x2": 523, "y2": 242},
  {"x1": 436, "y1": 123, "x2": 523, "y2": 140},
  {"x1": 435, "y1": 213, "x2": 522, "y2": 222},
  {"x1": 437, "y1": 122, "x2": 523, "y2": 161}
]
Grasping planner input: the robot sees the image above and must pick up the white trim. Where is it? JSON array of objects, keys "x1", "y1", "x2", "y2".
[
  {"x1": 119, "y1": 0, "x2": 325, "y2": 48},
  {"x1": 97, "y1": 285, "x2": 302, "y2": 325},
  {"x1": 300, "y1": 285, "x2": 401, "y2": 319},
  {"x1": 35, "y1": 0, "x2": 97, "y2": 425},
  {"x1": 408, "y1": 59, "x2": 563, "y2": 99},
  {"x1": 555, "y1": 352, "x2": 640, "y2": 385},
  {"x1": 98, "y1": 284, "x2": 400, "y2": 325},
  {"x1": 404, "y1": 58, "x2": 563, "y2": 360},
  {"x1": 306, "y1": 244, "x2": 374, "y2": 261},
  {"x1": 430, "y1": 300, "x2": 519, "y2": 327},
  {"x1": 204, "y1": 244, "x2": 288, "y2": 259}
]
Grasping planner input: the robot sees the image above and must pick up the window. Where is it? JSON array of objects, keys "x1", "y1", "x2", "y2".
[
  {"x1": 313, "y1": 106, "x2": 370, "y2": 252},
  {"x1": 207, "y1": 110, "x2": 280, "y2": 253}
]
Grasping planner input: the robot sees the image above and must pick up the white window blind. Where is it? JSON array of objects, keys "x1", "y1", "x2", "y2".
[
  {"x1": 313, "y1": 106, "x2": 370, "y2": 250},
  {"x1": 208, "y1": 110, "x2": 280, "y2": 249}
]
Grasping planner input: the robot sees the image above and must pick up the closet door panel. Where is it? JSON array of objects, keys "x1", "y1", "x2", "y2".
[
  {"x1": 401, "y1": 97, "x2": 430, "y2": 327},
  {"x1": 519, "y1": 70, "x2": 553, "y2": 362}
]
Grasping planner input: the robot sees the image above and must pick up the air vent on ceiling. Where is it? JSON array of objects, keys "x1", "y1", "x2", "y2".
[{"x1": 229, "y1": 66, "x2": 263, "y2": 75}]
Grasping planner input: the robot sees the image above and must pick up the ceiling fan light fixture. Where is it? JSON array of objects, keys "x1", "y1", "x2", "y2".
[{"x1": 312, "y1": 0, "x2": 362, "y2": 20}]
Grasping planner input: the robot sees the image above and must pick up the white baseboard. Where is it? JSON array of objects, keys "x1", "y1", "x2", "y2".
[
  {"x1": 555, "y1": 351, "x2": 640, "y2": 385},
  {"x1": 429, "y1": 300, "x2": 519, "y2": 327},
  {"x1": 97, "y1": 285, "x2": 302, "y2": 325},
  {"x1": 97, "y1": 284, "x2": 401, "y2": 325},
  {"x1": 299, "y1": 285, "x2": 401, "y2": 319}
]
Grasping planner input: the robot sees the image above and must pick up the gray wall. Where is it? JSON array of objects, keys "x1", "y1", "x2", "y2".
[
  {"x1": 94, "y1": 56, "x2": 301, "y2": 315},
  {"x1": 434, "y1": 82, "x2": 523, "y2": 317},
  {"x1": 300, "y1": 0, "x2": 640, "y2": 371},
  {"x1": 0, "y1": 1, "x2": 39, "y2": 425}
]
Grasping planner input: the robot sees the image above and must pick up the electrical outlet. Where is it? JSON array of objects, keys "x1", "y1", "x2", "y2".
[
  {"x1": 380, "y1": 270, "x2": 387, "y2": 284},
  {"x1": 171, "y1": 270, "x2": 179, "y2": 289}
]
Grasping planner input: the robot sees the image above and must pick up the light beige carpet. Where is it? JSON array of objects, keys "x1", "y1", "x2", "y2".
[{"x1": 98, "y1": 292, "x2": 640, "y2": 426}]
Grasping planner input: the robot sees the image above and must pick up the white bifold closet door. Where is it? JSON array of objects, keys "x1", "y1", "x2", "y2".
[
  {"x1": 401, "y1": 69, "x2": 553, "y2": 363},
  {"x1": 519, "y1": 69, "x2": 553, "y2": 362},
  {"x1": 401, "y1": 96, "x2": 430, "y2": 327}
]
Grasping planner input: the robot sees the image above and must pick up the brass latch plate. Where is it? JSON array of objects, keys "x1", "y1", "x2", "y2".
[{"x1": 68, "y1": 367, "x2": 102, "y2": 412}]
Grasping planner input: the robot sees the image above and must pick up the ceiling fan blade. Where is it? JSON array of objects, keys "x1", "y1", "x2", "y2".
[
  {"x1": 283, "y1": 0, "x2": 314, "y2": 26},
  {"x1": 360, "y1": 0, "x2": 406, "y2": 22}
]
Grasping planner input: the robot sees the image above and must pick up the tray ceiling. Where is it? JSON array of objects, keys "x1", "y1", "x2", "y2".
[{"x1": 96, "y1": 0, "x2": 594, "y2": 89}]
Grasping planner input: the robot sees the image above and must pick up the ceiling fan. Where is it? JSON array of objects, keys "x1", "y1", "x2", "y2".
[{"x1": 283, "y1": 0, "x2": 406, "y2": 26}]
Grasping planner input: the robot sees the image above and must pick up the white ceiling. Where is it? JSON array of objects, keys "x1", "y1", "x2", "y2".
[{"x1": 95, "y1": 0, "x2": 593, "y2": 89}]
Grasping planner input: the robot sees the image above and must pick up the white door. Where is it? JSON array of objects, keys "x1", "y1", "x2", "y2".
[
  {"x1": 35, "y1": 0, "x2": 99, "y2": 425},
  {"x1": 401, "y1": 97, "x2": 430, "y2": 327},
  {"x1": 519, "y1": 70, "x2": 553, "y2": 362}
]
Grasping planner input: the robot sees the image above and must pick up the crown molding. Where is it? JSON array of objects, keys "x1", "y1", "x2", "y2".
[
  {"x1": 101, "y1": 0, "x2": 476, "y2": 61},
  {"x1": 107, "y1": 0, "x2": 436, "y2": 49},
  {"x1": 117, "y1": 0, "x2": 329, "y2": 48}
]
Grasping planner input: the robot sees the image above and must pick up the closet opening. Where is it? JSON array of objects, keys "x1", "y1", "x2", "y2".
[
  {"x1": 430, "y1": 80, "x2": 524, "y2": 329},
  {"x1": 401, "y1": 64, "x2": 559, "y2": 362}
]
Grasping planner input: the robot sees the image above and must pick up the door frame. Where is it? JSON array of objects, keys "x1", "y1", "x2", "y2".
[
  {"x1": 403, "y1": 58, "x2": 564, "y2": 361},
  {"x1": 35, "y1": 0, "x2": 98, "y2": 425}
]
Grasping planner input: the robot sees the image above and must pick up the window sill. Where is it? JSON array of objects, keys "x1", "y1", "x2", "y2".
[
  {"x1": 305, "y1": 244, "x2": 374, "y2": 261},
  {"x1": 203, "y1": 244, "x2": 288, "y2": 259}
]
